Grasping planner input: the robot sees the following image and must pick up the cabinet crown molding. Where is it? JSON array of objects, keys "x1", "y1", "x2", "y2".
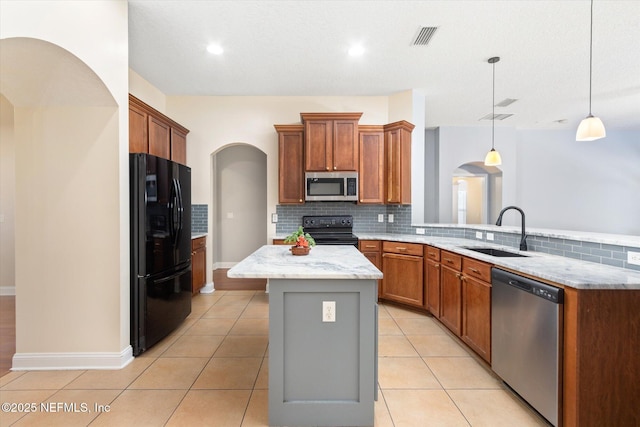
[
  {"x1": 383, "y1": 120, "x2": 415, "y2": 132},
  {"x1": 273, "y1": 124, "x2": 304, "y2": 132},
  {"x1": 300, "y1": 112, "x2": 363, "y2": 122}
]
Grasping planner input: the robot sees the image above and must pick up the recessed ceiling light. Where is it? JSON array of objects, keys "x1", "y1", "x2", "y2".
[
  {"x1": 348, "y1": 45, "x2": 365, "y2": 56},
  {"x1": 206, "y1": 44, "x2": 224, "y2": 55}
]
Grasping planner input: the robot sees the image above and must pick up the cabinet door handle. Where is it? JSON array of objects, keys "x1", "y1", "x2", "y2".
[
  {"x1": 299, "y1": 199, "x2": 303, "y2": 203},
  {"x1": 434, "y1": 263, "x2": 440, "y2": 268},
  {"x1": 326, "y1": 166, "x2": 330, "y2": 171},
  {"x1": 456, "y1": 273, "x2": 462, "y2": 279},
  {"x1": 333, "y1": 166, "x2": 337, "y2": 170}
]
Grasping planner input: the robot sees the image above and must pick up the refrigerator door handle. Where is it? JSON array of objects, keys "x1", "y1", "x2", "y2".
[{"x1": 176, "y1": 179, "x2": 184, "y2": 236}]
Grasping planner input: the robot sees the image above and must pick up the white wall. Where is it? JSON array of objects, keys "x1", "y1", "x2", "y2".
[
  {"x1": 516, "y1": 129, "x2": 640, "y2": 235},
  {"x1": 1, "y1": 0, "x2": 130, "y2": 367}
]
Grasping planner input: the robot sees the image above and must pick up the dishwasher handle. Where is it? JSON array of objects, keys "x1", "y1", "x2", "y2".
[{"x1": 508, "y1": 279, "x2": 532, "y2": 292}]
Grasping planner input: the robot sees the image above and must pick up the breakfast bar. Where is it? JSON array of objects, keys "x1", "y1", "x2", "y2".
[{"x1": 227, "y1": 245, "x2": 382, "y2": 427}]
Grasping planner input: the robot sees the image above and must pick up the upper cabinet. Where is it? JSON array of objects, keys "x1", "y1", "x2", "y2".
[
  {"x1": 275, "y1": 124, "x2": 305, "y2": 204},
  {"x1": 129, "y1": 94, "x2": 189, "y2": 165},
  {"x1": 358, "y1": 125, "x2": 385, "y2": 204},
  {"x1": 301, "y1": 112, "x2": 362, "y2": 172},
  {"x1": 384, "y1": 120, "x2": 414, "y2": 205}
]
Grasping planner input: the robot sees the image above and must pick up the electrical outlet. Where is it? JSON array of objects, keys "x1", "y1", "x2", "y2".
[
  {"x1": 475, "y1": 231, "x2": 483, "y2": 239},
  {"x1": 226, "y1": 212, "x2": 234, "y2": 219},
  {"x1": 378, "y1": 214, "x2": 384, "y2": 223},
  {"x1": 416, "y1": 228, "x2": 425, "y2": 235},
  {"x1": 628, "y1": 251, "x2": 640, "y2": 266},
  {"x1": 322, "y1": 301, "x2": 336, "y2": 322},
  {"x1": 487, "y1": 232, "x2": 494, "y2": 241},
  {"x1": 388, "y1": 214, "x2": 394, "y2": 223},
  {"x1": 271, "y1": 213, "x2": 278, "y2": 223}
]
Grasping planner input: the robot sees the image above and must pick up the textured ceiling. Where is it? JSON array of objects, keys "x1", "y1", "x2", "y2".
[{"x1": 128, "y1": 0, "x2": 640, "y2": 130}]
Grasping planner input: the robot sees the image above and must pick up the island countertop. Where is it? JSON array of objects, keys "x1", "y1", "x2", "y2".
[{"x1": 227, "y1": 245, "x2": 383, "y2": 280}]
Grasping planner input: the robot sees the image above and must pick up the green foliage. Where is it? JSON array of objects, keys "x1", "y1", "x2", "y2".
[{"x1": 283, "y1": 226, "x2": 316, "y2": 246}]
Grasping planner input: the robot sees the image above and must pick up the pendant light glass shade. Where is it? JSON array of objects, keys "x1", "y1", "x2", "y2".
[
  {"x1": 577, "y1": 0, "x2": 606, "y2": 141},
  {"x1": 576, "y1": 115, "x2": 606, "y2": 141},
  {"x1": 484, "y1": 56, "x2": 502, "y2": 166},
  {"x1": 484, "y1": 148, "x2": 502, "y2": 166}
]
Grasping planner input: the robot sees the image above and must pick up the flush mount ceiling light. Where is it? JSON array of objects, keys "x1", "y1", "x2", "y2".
[
  {"x1": 484, "y1": 56, "x2": 502, "y2": 167},
  {"x1": 206, "y1": 44, "x2": 224, "y2": 55},
  {"x1": 576, "y1": 0, "x2": 606, "y2": 141},
  {"x1": 348, "y1": 44, "x2": 365, "y2": 56}
]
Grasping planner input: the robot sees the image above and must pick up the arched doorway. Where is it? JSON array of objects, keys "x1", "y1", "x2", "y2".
[
  {"x1": 210, "y1": 144, "x2": 267, "y2": 290},
  {"x1": 0, "y1": 37, "x2": 124, "y2": 370},
  {"x1": 451, "y1": 161, "x2": 502, "y2": 225}
]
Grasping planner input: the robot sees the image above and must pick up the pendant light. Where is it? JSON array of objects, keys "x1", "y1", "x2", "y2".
[
  {"x1": 576, "y1": 0, "x2": 606, "y2": 141},
  {"x1": 484, "y1": 56, "x2": 502, "y2": 166}
]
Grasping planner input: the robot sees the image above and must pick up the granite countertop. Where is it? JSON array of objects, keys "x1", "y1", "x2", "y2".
[
  {"x1": 356, "y1": 233, "x2": 640, "y2": 290},
  {"x1": 227, "y1": 245, "x2": 383, "y2": 280},
  {"x1": 192, "y1": 233, "x2": 207, "y2": 239}
]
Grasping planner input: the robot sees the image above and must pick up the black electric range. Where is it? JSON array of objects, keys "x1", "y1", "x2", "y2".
[{"x1": 302, "y1": 215, "x2": 358, "y2": 247}]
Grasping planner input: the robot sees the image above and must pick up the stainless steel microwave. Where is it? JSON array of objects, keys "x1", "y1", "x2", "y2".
[{"x1": 305, "y1": 172, "x2": 358, "y2": 202}]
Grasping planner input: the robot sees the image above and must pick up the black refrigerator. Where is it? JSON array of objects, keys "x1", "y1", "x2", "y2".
[{"x1": 130, "y1": 153, "x2": 192, "y2": 356}]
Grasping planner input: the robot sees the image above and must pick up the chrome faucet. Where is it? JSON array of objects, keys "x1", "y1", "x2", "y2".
[{"x1": 496, "y1": 206, "x2": 528, "y2": 251}]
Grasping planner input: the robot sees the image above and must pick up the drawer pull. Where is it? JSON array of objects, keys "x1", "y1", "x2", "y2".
[
  {"x1": 397, "y1": 247, "x2": 407, "y2": 251},
  {"x1": 445, "y1": 258, "x2": 454, "y2": 264},
  {"x1": 469, "y1": 267, "x2": 480, "y2": 273},
  {"x1": 365, "y1": 245, "x2": 377, "y2": 249}
]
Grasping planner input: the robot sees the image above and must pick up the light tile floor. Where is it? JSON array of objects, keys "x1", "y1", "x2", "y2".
[{"x1": 0, "y1": 290, "x2": 550, "y2": 426}]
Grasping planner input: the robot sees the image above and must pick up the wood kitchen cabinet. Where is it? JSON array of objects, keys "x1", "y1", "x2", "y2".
[
  {"x1": 424, "y1": 245, "x2": 441, "y2": 316},
  {"x1": 438, "y1": 250, "x2": 491, "y2": 363},
  {"x1": 129, "y1": 94, "x2": 189, "y2": 165},
  {"x1": 381, "y1": 241, "x2": 424, "y2": 308},
  {"x1": 191, "y1": 236, "x2": 206, "y2": 295},
  {"x1": 275, "y1": 124, "x2": 305, "y2": 204},
  {"x1": 358, "y1": 125, "x2": 385, "y2": 204},
  {"x1": 301, "y1": 112, "x2": 362, "y2": 172},
  {"x1": 440, "y1": 251, "x2": 463, "y2": 336},
  {"x1": 460, "y1": 257, "x2": 492, "y2": 363},
  {"x1": 359, "y1": 240, "x2": 382, "y2": 296},
  {"x1": 383, "y1": 121, "x2": 414, "y2": 205}
]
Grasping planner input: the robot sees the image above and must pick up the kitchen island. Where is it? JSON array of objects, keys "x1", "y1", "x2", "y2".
[{"x1": 228, "y1": 245, "x2": 382, "y2": 427}]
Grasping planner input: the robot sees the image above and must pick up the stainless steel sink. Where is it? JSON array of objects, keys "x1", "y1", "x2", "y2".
[{"x1": 462, "y1": 247, "x2": 528, "y2": 258}]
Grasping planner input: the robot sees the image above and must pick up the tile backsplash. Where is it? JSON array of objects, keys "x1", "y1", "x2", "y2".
[
  {"x1": 276, "y1": 204, "x2": 639, "y2": 271},
  {"x1": 192, "y1": 204, "x2": 208, "y2": 233}
]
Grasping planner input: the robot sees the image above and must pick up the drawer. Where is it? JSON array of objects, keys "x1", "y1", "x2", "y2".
[
  {"x1": 440, "y1": 250, "x2": 462, "y2": 270},
  {"x1": 192, "y1": 236, "x2": 206, "y2": 250},
  {"x1": 359, "y1": 240, "x2": 381, "y2": 252},
  {"x1": 382, "y1": 241, "x2": 423, "y2": 256},
  {"x1": 272, "y1": 239, "x2": 287, "y2": 245},
  {"x1": 462, "y1": 257, "x2": 492, "y2": 283},
  {"x1": 424, "y1": 245, "x2": 441, "y2": 261}
]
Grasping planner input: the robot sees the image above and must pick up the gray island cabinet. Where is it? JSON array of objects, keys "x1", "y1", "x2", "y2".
[{"x1": 228, "y1": 245, "x2": 383, "y2": 427}]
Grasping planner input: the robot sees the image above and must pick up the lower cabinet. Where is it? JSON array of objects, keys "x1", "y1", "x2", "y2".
[
  {"x1": 424, "y1": 245, "x2": 441, "y2": 316},
  {"x1": 191, "y1": 237, "x2": 206, "y2": 295},
  {"x1": 381, "y1": 241, "x2": 424, "y2": 308},
  {"x1": 359, "y1": 240, "x2": 382, "y2": 297},
  {"x1": 440, "y1": 251, "x2": 463, "y2": 336}
]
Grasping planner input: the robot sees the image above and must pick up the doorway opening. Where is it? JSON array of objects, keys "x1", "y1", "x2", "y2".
[{"x1": 452, "y1": 162, "x2": 502, "y2": 225}]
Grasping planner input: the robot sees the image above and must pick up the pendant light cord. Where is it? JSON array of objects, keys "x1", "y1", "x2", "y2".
[
  {"x1": 491, "y1": 60, "x2": 495, "y2": 150},
  {"x1": 588, "y1": 0, "x2": 594, "y2": 116}
]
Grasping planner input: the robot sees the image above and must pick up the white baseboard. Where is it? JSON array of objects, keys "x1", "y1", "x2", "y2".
[
  {"x1": 12, "y1": 346, "x2": 134, "y2": 371},
  {"x1": 199, "y1": 281, "x2": 215, "y2": 294},
  {"x1": 0, "y1": 286, "x2": 16, "y2": 296}
]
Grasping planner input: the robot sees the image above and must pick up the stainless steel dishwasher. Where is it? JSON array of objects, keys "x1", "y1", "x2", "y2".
[{"x1": 491, "y1": 268, "x2": 563, "y2": 427}]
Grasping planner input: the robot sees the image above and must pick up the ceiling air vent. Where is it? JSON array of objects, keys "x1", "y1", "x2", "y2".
[
  {"x1": 479, "y1": 113, "x2": 514, "y2": 121},
  {"x1": 412, "y1": 26, "x2": 438, "y2": 46},
  {"x1": 495, "y1": 98, "x2": 518, "y2": 107}
]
